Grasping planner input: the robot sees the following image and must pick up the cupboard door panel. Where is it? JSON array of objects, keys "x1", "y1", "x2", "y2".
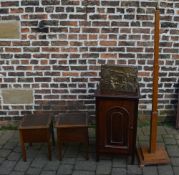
[{"x1": 106, "y1": 107, "x2": 129, "y2": 148}]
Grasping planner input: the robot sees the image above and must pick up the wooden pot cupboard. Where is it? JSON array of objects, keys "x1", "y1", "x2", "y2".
[{"x1": 95, "y1": 90, "x2": 139, "y2": 163}]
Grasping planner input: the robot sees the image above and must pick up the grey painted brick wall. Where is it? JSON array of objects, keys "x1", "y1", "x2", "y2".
[{"x1": 0, "y1": 0, "x2": 178, "y2": 123}]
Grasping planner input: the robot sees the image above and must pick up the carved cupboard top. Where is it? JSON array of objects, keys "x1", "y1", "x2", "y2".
[{"x1": 100, "y1": 65, "x2": 138, "y2": 95}]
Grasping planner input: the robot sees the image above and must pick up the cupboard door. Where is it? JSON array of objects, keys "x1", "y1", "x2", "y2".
[
  {"x1": 95, "y1": 92, "x2": 139, "y2": 163},
  {"x1": 106, "y1": 106, "x2": 130, "y2": 149}
]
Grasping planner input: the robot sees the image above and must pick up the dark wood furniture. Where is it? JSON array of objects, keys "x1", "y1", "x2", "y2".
[
  {"x1": 19, "y1": 112, "x2": 54, "y2": 161},
  {"x1": 95, "y1": 90, "x2": 139, "y2": 163},
  {"x1": 55, "y1": 113, "x2": 89, "y2": 160}
]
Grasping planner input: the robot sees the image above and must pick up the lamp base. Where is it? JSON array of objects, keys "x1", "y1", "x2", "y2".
[{"x1": 137, "y1": 145, "x2": 170, "y2": 167}]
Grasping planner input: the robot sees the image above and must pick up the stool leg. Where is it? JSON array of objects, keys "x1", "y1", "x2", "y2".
[
  {"x1": 19, "y1": 131, "x2": 27, "y2": 161},
  {"x1": 51, "y1": 122, "x2": 55, "y2": 146},
  {"x1": 57, "y1": 130, "x2": 62, "y2": 160},
  {"x1": 86, "y1": 129, "x2": 89, "y2": 160},
  {"x1": 47, "y1": 140, "x2": 51, "y2": 161},
  {"x1": 58, "y1": 142, "x2": 62, "y2": 161},
  {"x1": 47, "y1": 131, "x2": 51, "y2": 160},
  {"x1": 86, "y1": 142, "x2": 89, "y2": 160},
  {"x1": 96, "y1": 153, "x2": 99, "y2": 161}
]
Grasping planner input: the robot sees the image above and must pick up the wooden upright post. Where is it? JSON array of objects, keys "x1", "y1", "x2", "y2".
[
  {"x1": 149, "y1": 8, "x2": 160, "y2": 154},
  {"x1": 137, "y1": 7, "x2": 170, "y2": 167}
]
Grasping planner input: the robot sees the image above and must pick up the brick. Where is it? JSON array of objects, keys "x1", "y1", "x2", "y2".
[
  {"x1": 69, "y1": 14, "x2": 86, "y2": 20},
  {"x1": 16, "y1": 66, "x2": 32, "y2": 70},
  {"x1": 51, "y1": 41, "x2": 68, "y2": 46},
  {"x1": 10, "y1": 8, "x2": 24, "y2": 13},
  {"x1": 29, "y1": 14, "x2": 48, "y2": 19},
  {"x1": 35, "y1": 7, "x2": 44, "y2": 13},
  {"x1": 5, "y1": 48, "x2": 21, "y2": 53},
  {"x1": 1, "y1": 1, "x2": 19, "y2": 7},
  {"x1": 84, "y1": 41, "x2": 97, "y2": 46},
  {"x1": 61, "y1": 47, "x2": 78, "y2": 52},
  {"x1": 107, "y1": 8, "x2": 115, "y2": 13},
  {"x1": 0, "y1": 9, "x2": 9, "y2": 14},
  {"x1": 14, "y1": 54, "x2": 31, "y2": 58},
  {"x1": 21, "y1": 21, "x2": 38, "y2": 26},
  {"x1": 175, "y1": 3, "x2": 179, "y2": 8},
  {"x1": 23, "y1": 47, "x2": 40, "y2": 52},
  {"x1": 120, "y1": 28, "x2": 131, "y2": 33},
  {"x1": 51, "y1": 14, "x2": 67, "y2": 19},
  {"x1": 2, "y1": 15, "x2": 20, "y2": 20},
  {"x1": 41, "y1": 0, "x2": 60, "y2": 5},
  {"x1": 2, "y1": 66, "x2": 14, "y2": 70},
  {"x1": 25, "y1": 7, "x2": 34, "y2": 13},
  {"x1": 69, "y1": 28, "x2": 80, "y2": 33},
  {"x1": 44, "y1": 6, "x2": 54, "y2": 13},
  {"x1": 108, "y1": 47, "x2": 125, "y2": 52},
  {"x1": 12, "y1": 41, "x2": 30, "y2": 46},
  {"x1": 35, "y1": 77, "x2": 51, "y2": 82},
  {"x1": 124, "y1": 14, "x2": 135, "y2": 20},
  {"x1": 142, "y1": 22, "x2": 153, "y2": 27},
  {"x1": 69, "y1": 41, "x2": 82, "y2": 46},
  {"x1": 109, "y1": 15, "x2": 122, "y2": 20},
  {"x1": 0, "y1": 41, "x2": 11, "y2": 46},
  {"x1": 92, "y1": 21, "x2": 110, "y2": 26},
  {"x1": 51, "y1": 54, "x2": 68, "y2": 58},
  {"x1": 8, "y1": 72, "x2": 24, "y2": 76},
  {"x1": 100, "y1": 41, "x2": 117, "y2": 46},
  {"x1": 101, "y1": 28, "x2": 119, "y2": 33},
  {"x1": 50, "y1": 27, "x2": 68, "y2": 33},
  {"x1": 89, "y1": 14, "x2": 107, "y2": 20},
  {"x1": 119, "y1": 53, "x2": 135, "y2": 58},
  {"x1": 90, "y1": 47, "x2": 106, "y2": 52},
  {"x1": 21, "y1": 0, "x2": 39, "y2": 6},
  {"x1": 1, "y1": 54, "x2": 13, "y2": 59},
  {"x1": 102, "y1": 1, "x2": 119, "y2": 6},
  {"x1": 127, "y1": 48, "x2": 143, "y2": 52},
  {"x1": 118, "y1": 41, "x2": 135, "y2": 46},
  {"x1": 61, "y1": 0, "x2": 80, "y2": 6},
  {"x1": 136, "y1": 15, "x2": 153, "y2": 20},
  {"x1": 21, "y1": 28, "x2": 29, "y2": 33},
  {"x1": 89, "y1": 34, "x2": 97, "y2": 40},
  {"x1": 81, "y1": 72, "x2": 97, "y2": 76},
  {"x1": 121, "y1": 1, "x2": 139, "y2": 7},
  {"x1": 42, "y1": 47, "x2": 59, "y2": 52},
  {"x1": 111, "y1": 21, "x2": 129, "y2": 27},
  {"x1": 60, "y1": 21, "x2": 77, "y2": 26},
  {"x1": 101, "y1": 53, "x2": 117, "y2": 59},
  {"x1": 71, "y1": 66, "x2": 87, "y2": 71},
  {"x1": 161, "y1": 16, "x2": 172, "y2": 21},
  {"x1": 161, "y1": 22, "x2": 178, "y2": 28},
  {"x1": 82, "y1": 0, "x2": 99, "y2": 6},
  {"x1": 141, "y1": 2, "x2": 157, "y2": 7}
]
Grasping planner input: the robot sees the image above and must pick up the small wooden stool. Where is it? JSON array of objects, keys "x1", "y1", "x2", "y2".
[
  {"x1": 19, "y1": 112, "x2": 55, "y2": 161},
  {"x1": 55, "y1": 113, "x2": 89, "y2": 160}
]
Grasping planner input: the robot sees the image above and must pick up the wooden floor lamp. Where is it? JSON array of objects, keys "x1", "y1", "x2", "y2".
[{"x1": 137, "y1": 5, "x2": 170, "y2": 167}]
